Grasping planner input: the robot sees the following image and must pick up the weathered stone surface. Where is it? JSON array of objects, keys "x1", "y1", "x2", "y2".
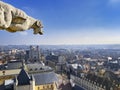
[{"x1": 0, "y1": 1, "x2": 43, "y2": 35}]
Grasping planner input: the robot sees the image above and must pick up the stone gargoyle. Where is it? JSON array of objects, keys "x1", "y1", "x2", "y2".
[{"x1": 0, "y1": 1, "x2": 43, "y2": 35}]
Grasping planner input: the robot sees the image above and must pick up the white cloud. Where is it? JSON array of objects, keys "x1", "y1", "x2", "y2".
[{"x1": 19, "y1": 31, "x2": 28, "y2": 36}]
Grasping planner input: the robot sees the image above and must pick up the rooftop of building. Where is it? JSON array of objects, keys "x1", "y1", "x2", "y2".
[
  {"x1": 85, "y1": 71, "x2": 120, "y2": 89},
  {"x1": 27, "y1": 63, "x2": 53, "y2": 73},
  {"x1": 0, "y1": 69, "x2": 21, "y2": 76},
  {"x1": 33, "y1": 71, "x2": 58, "y2": 85}
]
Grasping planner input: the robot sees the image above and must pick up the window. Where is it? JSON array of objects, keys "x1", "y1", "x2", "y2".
[
  {"x1": 30, "y1": 69, "x2": 33, "y2": 71},
  {"x1": 40, "y1": 67, "x2": 43, "y2": 70},
  {"x1": 2, "y1": 71, "x2": 5, "y2": 75},
  {"x1": 51, "y1": 85, "x2": 53, "y2": 88},
  {"x1": 47, "y1": 85, "x2": 49, "y2": 88},
  {"x1": 38, "y1": 87, "x2": 40, "y2": 90}
]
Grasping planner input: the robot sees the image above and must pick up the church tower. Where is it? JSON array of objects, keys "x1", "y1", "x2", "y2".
[{"x1": 28, "y1": 46, "x2": 41, "y2": 63}]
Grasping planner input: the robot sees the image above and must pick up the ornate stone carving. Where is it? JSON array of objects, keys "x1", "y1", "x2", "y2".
[{"x1": 0, "y1": 1, "x2": 43, "y2": 35}]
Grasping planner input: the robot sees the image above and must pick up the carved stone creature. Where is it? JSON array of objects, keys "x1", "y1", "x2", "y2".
[{"x1": 0, "y1": 1, "x2": 43, "y2": 35}]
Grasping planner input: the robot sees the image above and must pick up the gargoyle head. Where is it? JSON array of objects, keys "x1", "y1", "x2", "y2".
[{"x1": 33, "y1": 20, "x2": 43, "y2": 35}]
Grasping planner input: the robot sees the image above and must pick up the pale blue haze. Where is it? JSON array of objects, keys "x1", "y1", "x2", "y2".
[{"x1": 1, "y1": 0, "x2": 120, "y2": 45}]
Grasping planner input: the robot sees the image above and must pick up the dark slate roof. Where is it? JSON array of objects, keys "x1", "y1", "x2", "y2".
[
  {"x1": 46, "y1": 55, "x2": 58, "y2": 61},
  {"x1": 17, "y1": 69, "x2": 30, "y2": 85},
  {"x1": 0, "y1": 85, "x2": 5, "y2": 90},
  {"x1": 33, "y1": 72, "x2": 58, "y2": 85}
]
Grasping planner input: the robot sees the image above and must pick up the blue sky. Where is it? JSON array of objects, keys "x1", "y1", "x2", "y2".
[{"x1": 1, "y1": 0, "x2": 120, "y2": 45}]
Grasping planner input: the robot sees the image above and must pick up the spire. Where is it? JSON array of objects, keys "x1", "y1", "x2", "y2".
[{"x1": 17, "y1": 69, "x2": 30, "y2": 85}]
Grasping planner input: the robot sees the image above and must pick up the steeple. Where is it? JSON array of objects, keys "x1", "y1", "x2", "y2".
[{"x1": 17, "y1": 69, "x2": 30, "y2": 85}]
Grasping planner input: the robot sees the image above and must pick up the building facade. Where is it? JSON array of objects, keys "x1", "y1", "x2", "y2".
[
  {"x1": 28, "y1": 46, "x2": 41, "y2": 63},
  {"x1": 14, "y1": 69, "x2": 58, "y2": 90}
]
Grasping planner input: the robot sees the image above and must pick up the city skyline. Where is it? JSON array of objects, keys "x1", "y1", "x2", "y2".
[{"x1": 1, "y1": 0, "x2": 120, "y2": 45}]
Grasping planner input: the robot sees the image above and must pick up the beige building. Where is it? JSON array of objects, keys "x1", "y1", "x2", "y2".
[
  {"x1": 0, "y1": 69, "x2": 21, "y2": 85},
  {"x1": 70, "y1": 75, "x2": 105, "y2": 90},
  {"x1": 14, "y1": 69, "x2": 58, "y2": 90},
  {"x1": 70, "y1": 71, "x2": 120, "y2": 90}
]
